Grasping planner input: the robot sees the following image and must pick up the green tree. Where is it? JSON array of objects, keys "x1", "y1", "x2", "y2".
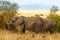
[
  {"x1": 0, "y1": 0, "x2": 19, "y2": 29},
  {"x1": 0, "y1": 1, "x2": 19, "y2": 10}
]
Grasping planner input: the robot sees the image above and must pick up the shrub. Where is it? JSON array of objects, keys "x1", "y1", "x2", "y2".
[{"x1": 0, "y1": 10, "x2": 17, "y2": 29}]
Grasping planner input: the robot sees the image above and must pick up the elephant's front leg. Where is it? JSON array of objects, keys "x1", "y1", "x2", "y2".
[{"x1": 16, "y1": 24, "x2": 25, "y2": 34}]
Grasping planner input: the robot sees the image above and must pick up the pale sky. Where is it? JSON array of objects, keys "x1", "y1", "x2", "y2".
[
  {"x1": 8, "y1": 0, "x2": 60, "y2": 6},
  {"x1": 6, "y1": 0, "x2": 60, "y2": 10}
]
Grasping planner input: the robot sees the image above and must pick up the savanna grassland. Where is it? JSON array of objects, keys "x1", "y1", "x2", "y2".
[
  {"x1": 1, "y1": 29, "x2": 60, "y2": 40},
  {"x1": 1, "y1": 10, "x2": 60, "y2": 40},
  {"x1": 17, "y1": 10, "x2": 60, "y2": 17}
]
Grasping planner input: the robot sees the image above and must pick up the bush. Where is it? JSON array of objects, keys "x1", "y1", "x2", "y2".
[{"x1": 0, "y1": 10, "x2": 17, "y2": 29}]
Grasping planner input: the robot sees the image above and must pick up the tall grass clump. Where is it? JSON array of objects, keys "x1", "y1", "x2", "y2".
[{"x1": 0, "y1": 1, "x2": 19, "y2": 29}]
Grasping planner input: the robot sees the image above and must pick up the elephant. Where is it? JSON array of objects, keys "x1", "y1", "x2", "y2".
[
  {"x1": 6, "y1": 16, "x2": 57, "y2": 34},
  {"x1": 40, "y1": 18, "x2": 57, "y2": 33},
  {"x1": 6, "y1": 16, "x2": 43, "y2": 34}
]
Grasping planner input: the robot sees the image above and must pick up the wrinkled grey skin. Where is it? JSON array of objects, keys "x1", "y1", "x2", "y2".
[
  {"x1": 6, "y1": 16, "x2": 57, "y2": 34},
  {"x1": 40, "y1": 18, "x2": 57, "y2": 33},
  {"x1": 6, "y1": 16, "x2": 42, "y2": 33},
  {"x1": 23, "y1": 17, "x2": 42, "y2": 33}
]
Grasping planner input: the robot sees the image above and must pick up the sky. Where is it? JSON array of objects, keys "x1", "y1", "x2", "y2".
[{"x1": 6, "y1": 0, "x2": 60, "y2": 10}]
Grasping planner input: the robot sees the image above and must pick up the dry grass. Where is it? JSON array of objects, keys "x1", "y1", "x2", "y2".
[
  {"x1": 1, "y1": 29, "x2": 60, "y2": 40},
  {"x1": 17, "y1": 10, "x2": 50, "y2": 18},
  {"x1": 17, "y1": 10, "x2": 60, "y2": 17}
]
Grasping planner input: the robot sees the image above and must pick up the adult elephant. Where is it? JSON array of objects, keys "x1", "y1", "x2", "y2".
[
  {"x1": 6, "y1": 16, "x2": 42, "y2": 34},
  {"x1": 6, "y1": 16, "x2": 57, "y2": 34},
  {"x1": 40, "y1": 18, "x2": 57, "y2": 33}
]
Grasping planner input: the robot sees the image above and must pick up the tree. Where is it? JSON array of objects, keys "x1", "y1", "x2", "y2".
[
  {"x1": 50, "y1": 5, "x2": 59, "y2": 16},
  {"x1": 0, "y1": 1, "x2": 19, "y2": 10},
  {"x1": 0, "y1": 0, "x2": 19, "y2": 29}
]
